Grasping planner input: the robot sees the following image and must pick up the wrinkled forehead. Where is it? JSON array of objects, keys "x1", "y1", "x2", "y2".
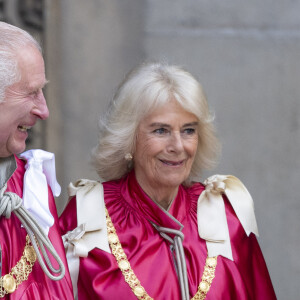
[
  {"x1": 16, "y1": 46, "x2": 46, "y2": 82},
  {"x1": 139, "y1": 94, "x2": 199, "y2": 121}
]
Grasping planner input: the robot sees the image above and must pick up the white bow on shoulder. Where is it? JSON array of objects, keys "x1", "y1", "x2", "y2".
[
  {"x1": 197, "y1": 175, "x2": 259, "y2": 261},
  {"x1": 66, "y1": 179, "x2": 110, "y2": 255},
  {"x1": 63, "y1": 179, "x2": 110, "y2": 299}
]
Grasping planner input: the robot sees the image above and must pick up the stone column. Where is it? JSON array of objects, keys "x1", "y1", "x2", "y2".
[{"x1": 45, "y1": 0, "x2": 145, "y2": 212}]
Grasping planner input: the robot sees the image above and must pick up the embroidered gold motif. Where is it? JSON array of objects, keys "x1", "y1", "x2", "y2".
[
  {"x1": 2, "y1": 275, "x2": 16, "y2": 294},
  {"x1": 24, "y1": 245, "x2": 36, "y2": 263},
  {"x1": 0, "y1": 235, "x2": 36, "y2": 298},
  {"x1": 191, "y1": 257, "x2": 217, "y2": 300},
  {"x1": 105, "y1": 208, "x2": 217, "y2": 300}
]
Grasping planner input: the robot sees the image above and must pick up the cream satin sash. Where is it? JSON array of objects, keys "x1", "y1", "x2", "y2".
[
  {"x1": 62, "y1": 179, "x2": 110, "y2": 299},
  {"x1": 197, "y1": 175, "x2": 259, "y2": 260}
]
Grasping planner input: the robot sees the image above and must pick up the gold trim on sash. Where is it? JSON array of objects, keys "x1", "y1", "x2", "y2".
[
  {"x1": 106, "y1": 208, "x2": 217, "y2": 300},
  {"x1": 0, "y1": 235, "x2": 36, "y2": 298}
]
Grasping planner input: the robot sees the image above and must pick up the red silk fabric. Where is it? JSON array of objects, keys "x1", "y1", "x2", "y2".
[
  {"x1": 60, "y1": 170, "x2": 276, "y2": 300},
  {"x1": 0, "y1": 156, "x2": 74, "y2": 300}
]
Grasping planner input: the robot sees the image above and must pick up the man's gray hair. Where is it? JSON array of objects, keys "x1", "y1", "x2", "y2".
[{"x1": 0, "y1": 22, "x2": 41, "y2": 102}]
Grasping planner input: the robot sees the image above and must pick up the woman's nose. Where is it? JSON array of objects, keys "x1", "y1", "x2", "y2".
[{"x1": 167, "y1": 132, "x2": 184, "y2": 153}]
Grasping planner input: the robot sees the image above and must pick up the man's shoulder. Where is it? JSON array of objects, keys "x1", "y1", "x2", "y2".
[{"x1": 5, "y1": 155, "x2": 25, "y2": 194}]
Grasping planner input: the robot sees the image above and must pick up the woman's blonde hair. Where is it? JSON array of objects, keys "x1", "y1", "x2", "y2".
[{"x1": 91, "y1": 62, "x2": 220, "y2": 184}]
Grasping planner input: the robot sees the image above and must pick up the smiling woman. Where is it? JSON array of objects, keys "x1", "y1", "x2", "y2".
[
  {"x1": 60, "y1": 62, "x2": 276, "y2": 300},
  {"x1": 134, "y1": 100, "x2": 199, "y2": 209},
  {"x1": 92, "y1": 63, "x2": 219, "y2": 183}
]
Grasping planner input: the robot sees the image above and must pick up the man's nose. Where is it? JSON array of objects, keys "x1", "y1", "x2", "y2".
[{"x1": 31, "y1": 91, "x2": 49, "y2": 120}]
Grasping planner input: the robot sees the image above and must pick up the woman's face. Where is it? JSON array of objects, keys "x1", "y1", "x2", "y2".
[{"x1": 134, "y1": 100, "x2": 199, "y2": 192}]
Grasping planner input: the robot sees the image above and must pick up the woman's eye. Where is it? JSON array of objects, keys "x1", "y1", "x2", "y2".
[
  {"x1": 183, "y1": 128, "x2": 196, "y2": 135},
  {"x1": 154, "y1": 128, "x2": 168, "y2": 134}
]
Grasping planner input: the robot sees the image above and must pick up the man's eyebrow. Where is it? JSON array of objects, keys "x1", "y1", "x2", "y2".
[{"x1": 27, "y1": 79, "x2": 49, "y2": 91}]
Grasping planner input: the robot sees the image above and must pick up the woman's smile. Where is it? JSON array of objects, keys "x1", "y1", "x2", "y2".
[
  {"x1": 159, "y1": 159, "x2": 184, "y2": 167},
  {"x1": 134, "y1": 100, "x2": 199, "y2": 205}
]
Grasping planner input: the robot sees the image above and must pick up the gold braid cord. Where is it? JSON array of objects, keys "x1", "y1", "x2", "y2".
[
  {"x1": 105, "y1": 208, "x2": 217, "y2": 300},
  {"x1": 0, "y1": 235, "x2": 36, "y2": 298}
]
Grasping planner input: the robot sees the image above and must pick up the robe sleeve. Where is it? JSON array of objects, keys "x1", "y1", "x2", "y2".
[
  {"x1": 224, "y1": 196, "x2": 277, "y2": 299},
  {"x1": 59, "y1": 196, "x2": 78, "y2": 235}
]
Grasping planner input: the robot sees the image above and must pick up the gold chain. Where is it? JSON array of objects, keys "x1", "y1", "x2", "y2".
[
  {"x1": 105, "y1": 208, "x2": 217, "y2": 300},
  {"x1": 0, "y1": 235, "x2": 36, "y2": 298},
  {"x1": 191, "y1": 257, "x2": 217, "y2": 300}
]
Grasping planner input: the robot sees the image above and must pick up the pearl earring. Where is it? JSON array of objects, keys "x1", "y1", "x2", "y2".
[{"x1": 125, "y1": 153, "x2": 133, "y2": 161}]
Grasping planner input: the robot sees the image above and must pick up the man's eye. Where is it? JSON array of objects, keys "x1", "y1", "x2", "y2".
[
  {"x1": 153, "y1": 128, "x2": 168, "y2": 134},
  {"x1": 30, "y1": 89, "x2": 42, "y2": 97},
  {"x1": 29, "y1": 91, "x2": 38, "y2": 97}
]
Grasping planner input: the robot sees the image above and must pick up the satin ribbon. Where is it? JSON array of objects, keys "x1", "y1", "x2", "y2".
[
  {"x1": 197, "y1": 174, "x2": 259, "y2": 260},
  {"x1": 62, "y1": 224, "x2": 85, "y2": 299},
  {"x1": 63, "y1": 179, "x2": 110, "y2": 298},
  {"x1": 20, "y1": 149, "x2": 61, "y2": 235}
]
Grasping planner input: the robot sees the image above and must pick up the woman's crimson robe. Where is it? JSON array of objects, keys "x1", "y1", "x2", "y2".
[{"x1": 60, "y1": 170, "x2": 276, "y2": 300}]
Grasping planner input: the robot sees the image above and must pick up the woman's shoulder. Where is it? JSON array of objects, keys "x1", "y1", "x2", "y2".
[
  {"x1": 102, "y1": 177, "x2": 123, "y2": 197},
  {"x1": 182, "y1": 181, "x2": 205, "y2": 212},
  {"x1": 184, "y1": 181, "x2": 205, "y2": 196},
  {"x1": 59, "y1": 195, "x2": 77, "y2": 235},
  {"x1": 59, "y1": 178, "x2": 105, "y2": 234},
  {"x1": 195, "y1": 174, "x2": 259, "y2": 260}
]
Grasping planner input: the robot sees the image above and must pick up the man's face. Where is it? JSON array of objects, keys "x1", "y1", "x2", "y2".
[{"x1": 0, "y1": 45, "x2": 49, "y2": 157}]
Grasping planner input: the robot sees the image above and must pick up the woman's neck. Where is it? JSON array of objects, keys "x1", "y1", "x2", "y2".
[{"x1": 136, "y1": 177, "x2": 179, "y2": 210}]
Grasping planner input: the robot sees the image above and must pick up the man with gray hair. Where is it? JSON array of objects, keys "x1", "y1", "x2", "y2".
[{"x1": 0, "y1": 22, "x2": 73, "y2": 299}]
